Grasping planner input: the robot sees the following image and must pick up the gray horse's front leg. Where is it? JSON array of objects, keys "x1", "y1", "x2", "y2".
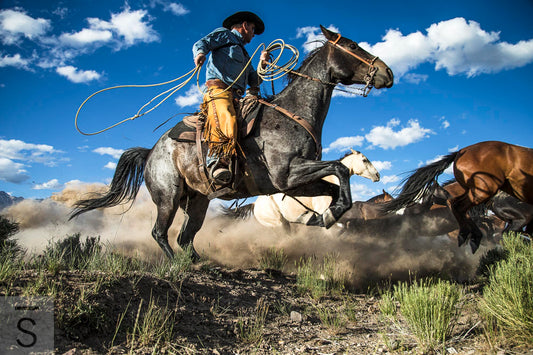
[{"x1": 285, "y1": 158, "x2": 352, "y2": 228}]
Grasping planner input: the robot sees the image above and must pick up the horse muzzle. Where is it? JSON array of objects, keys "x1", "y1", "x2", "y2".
[{"x1": 373, "y1": 67, "x2": 394, "y2": 89}]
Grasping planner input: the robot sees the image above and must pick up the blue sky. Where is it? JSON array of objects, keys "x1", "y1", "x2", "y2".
[{"x1": 1, "y1": 0, "x2": 532, "y2": 201}]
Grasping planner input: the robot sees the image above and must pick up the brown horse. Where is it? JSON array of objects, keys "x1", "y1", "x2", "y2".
[
  {"x1": 434, "y1": 180, "x2": 533, "y2": 235},
  {"x1": 383, "y1": 141, "x2": 533, "y2": 253},
  {"x1": 341, "y1": 190, "x2": 394, "y2": 222}
]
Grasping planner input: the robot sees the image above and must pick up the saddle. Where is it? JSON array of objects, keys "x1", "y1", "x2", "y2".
[
  {"x1": 168, "y1": 94, "x2": 262, "y2": 143},
  {"x1": 168, "y1": 95, "x2": 264, "y2": 198}
]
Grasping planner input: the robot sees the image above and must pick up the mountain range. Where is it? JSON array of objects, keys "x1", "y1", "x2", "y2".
[{"x1": 0, "y1": 191, "x2": 23, "y2": 211}]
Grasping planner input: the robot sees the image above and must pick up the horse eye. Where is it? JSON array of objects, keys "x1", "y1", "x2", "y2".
[{"x1": 350, "y1": 43, "x2": 358, "y2": 50}]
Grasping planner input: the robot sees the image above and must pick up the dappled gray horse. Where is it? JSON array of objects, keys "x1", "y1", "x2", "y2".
[{"x1": 70, "y1": 26, "x2": 394, "y2": 259}]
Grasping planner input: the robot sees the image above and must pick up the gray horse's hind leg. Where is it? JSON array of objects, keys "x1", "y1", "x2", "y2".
[
  {"x1": 152, "y1": 201, "x2": 180, "y2": 259},
  {"x1": 176, "y1": 192, "x2": 209, "y2": 260}
]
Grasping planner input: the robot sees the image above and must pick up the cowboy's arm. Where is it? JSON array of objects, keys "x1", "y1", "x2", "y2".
[
  {"x1": 247, "y1": 50, "x2": 270, "y2": 89},
  {"x1": 192, "y1": 28, "x2": 230, "y2": 67}
]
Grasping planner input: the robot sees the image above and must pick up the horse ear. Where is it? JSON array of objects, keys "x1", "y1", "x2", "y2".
[
  {"x1": 320, "y1": 25, "x2": 338, "y2": 41},
  {"x1": 350, "y1": 148, "x2": 356, "y2": 154}
]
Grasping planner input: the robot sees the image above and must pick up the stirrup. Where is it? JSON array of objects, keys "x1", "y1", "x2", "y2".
[{"x1": 209, "y1": 165, "x2": 232, "y2": 185}]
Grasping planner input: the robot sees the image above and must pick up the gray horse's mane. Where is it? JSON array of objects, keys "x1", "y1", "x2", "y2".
[{"x1": 286, "y1": 42, "x2": 325, "y2": 84}]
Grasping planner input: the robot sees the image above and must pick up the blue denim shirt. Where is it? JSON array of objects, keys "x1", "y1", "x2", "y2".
[{"x1": 193, "y1": 28, "x2": 261, "y2": 92}]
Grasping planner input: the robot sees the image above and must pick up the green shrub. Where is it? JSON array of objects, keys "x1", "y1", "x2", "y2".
[
  {"x1": 128, "y1": 294, "x2": 176, "y2": 348},
  {"x1": 0, "y1": 216, "x2": 23, "y2": 260},
  {"x1": 36, "y1": 234, "x2": 101, "y2": 273},
  {"x1": 379, "y1": 291, "x2": 397, "y2": 318},
  {"x1": 315, "y1": 304, "x2": 347, "y2": 333},
  {"x1": 479, "y1": 232, "x2": 533, "y2": 345},
  {"x1": 237, "y1": 298, "x2": 269, "y2": 344},
  {"x1": 296, "y1": 255, "x2": 346, "y2": 299},
  {"x1": 258, "y1": 247, "x2": 288, "y2": 274},
  {"x1": 152, "y1": 244, "x2": 194, "y2": 282},
  {"x1": 394, "y1": 278, "x2": 463, "y2": 352}
]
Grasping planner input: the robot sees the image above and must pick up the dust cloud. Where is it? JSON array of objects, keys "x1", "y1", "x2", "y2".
[{"x1": 2, "y1": 182, "x2": 492, "y2": 288}]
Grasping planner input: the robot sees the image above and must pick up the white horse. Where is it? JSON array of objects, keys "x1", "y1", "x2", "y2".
[{"x1": 231, "y1": 149, "x2": 380, "y2": 231}]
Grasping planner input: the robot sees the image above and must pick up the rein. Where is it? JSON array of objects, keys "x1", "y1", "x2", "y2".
[{"x1": 256, "y1": 98, "x2": 321, "y2": 159}]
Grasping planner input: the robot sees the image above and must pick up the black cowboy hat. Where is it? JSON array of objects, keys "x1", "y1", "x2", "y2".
[{"x1": 222, "y1": 11, "x2": 264, "y2": 35}]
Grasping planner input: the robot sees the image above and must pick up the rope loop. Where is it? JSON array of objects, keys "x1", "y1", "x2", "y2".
[
  {"x1": 75, "y1": 39, "x2": 303, "y2": 136},
  {"x1": 75, "y1": 66, "x2": 200, "y2": 135}
]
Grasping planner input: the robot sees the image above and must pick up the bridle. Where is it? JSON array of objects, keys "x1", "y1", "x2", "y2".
[{"x1": 328, "y1": 33, "x2": 379, "y2": 97}]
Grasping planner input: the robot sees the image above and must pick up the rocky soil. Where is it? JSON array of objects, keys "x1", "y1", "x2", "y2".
[{"x1": 6, "y1": 265, "x2": 532, "y2": 355}]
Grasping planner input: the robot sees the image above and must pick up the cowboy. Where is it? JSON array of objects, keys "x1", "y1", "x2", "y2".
[{"x1": 193, "y1": 11, "x2": 269, "y2": 185}]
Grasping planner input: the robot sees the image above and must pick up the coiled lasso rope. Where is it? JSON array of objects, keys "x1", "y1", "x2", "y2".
[{"x1": 75, "y1": 40, "x2": 299, "y2": 136}]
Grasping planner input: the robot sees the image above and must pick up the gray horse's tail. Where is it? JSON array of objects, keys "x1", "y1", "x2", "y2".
[
  {"x1": 383, "y1": 151, "x2": 459, "y2": 213},
  {"x1": 70, "y1": 147, "x2": 151, "y2": 219},
  {"x1": 220, "y1": 203, "x2": 255, "y2": 220}
]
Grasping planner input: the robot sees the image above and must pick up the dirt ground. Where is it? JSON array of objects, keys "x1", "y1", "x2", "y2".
[
  {"x1": 3, "y1": 208, "x2": 532, "y2": 354},
  {"x1": 4, "y1": 264, "x2": 529, "y2": 355}
]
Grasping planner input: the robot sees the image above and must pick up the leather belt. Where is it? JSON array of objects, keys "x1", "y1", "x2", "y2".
[{"x1": 205, "y1": 79, "x2": 244, "y2": 98}]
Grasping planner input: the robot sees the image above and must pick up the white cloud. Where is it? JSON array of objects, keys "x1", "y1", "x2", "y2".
[
  {"x1": 360, "y1": 29, "x2": 433, "y2": 79},
  {"x1": 441, "y1": 120, "x2": 450, "y2": 129},
  {"x1": 323, "y1": 136, "x2": 364, "y2": 154},
  {"x1": 0, "y1": 139, "x2": 61, "y2": 165},
  {"x1": 365, "y1": 119, "x2": 433, "y2": 150},
  {"x1": 0, "y1": 157, "x2": 29, "y2": 183},
  {"x1": 0, "y1": 53, "x2": 30, "y2": 69},
  {"x1": 350, "y1": 182, "x2": 376, "y2": 200},
  {"x1": 426, "y1": 17, "x2": 533, "y2": 76},
  {"x1": 104, "y1": 162, "x2": 117, "y2": 170},
  {"x1": 0, "y1": 9, "x2": 51, "y2": 44},
  {"x1": 402, "y1": 73, "x2": 428, "y2": 84},
  {"x1": 0, "y1": 6, "x2": 159, "y2": 83},
  {"x1": 448, "y1": 145, "x2": 459, "y2": 152},
  {"x1": 361, "y1": 17, "x2": 533, "y2": 80},
  {"x1": 59, "y1": 28, "x2": 113, "y2": 47},
  {"x1": 296, "y1": 25, "x2": 340, "y2": 53},
  {"x1": 381, "y1": 175, "x2": 400, "y2": 184},
  {"x1": 150, "y1": 0, "x2": 189, "y2": 16},
  {"x1": 33, "y1": 178, "x2": 62, "y2": 190},
  {"x1": 165, "y1": 3, "x2": 189, "y2": 16},
  {"x1": 93, "y1": 147, "x2": 124, "y2": 159},
  {"x1": 175, "y1": 85, "x2": 204, "y2": 108},
  {"x1": 56, "y1": 65, "x2": 101, "y2": 83},
  {"x1": 96, "y1": 7, "x2": 158, "y2": 46},
  {"x1": 372, "y1": 160, "x2": 392, "y2": 171}
]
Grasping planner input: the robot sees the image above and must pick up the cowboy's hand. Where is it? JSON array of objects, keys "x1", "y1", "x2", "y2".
[
  {"x1": 194, "y1": 53, "x2": 206, "y2": 67},
  {"x1": 260, "y1": 50, "x2": 271, "y2": 69}
]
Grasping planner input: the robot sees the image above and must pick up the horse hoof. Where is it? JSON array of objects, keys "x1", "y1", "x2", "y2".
[
  {"x1": 322, "y1": 209, "x2": 336, "y2": 229},
  {"x1": 296, "y1": 211, "x2": 314, "y2": 224},
  {"x1": 306, "y1": 213, "x2": 324, "y2": 227}
]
